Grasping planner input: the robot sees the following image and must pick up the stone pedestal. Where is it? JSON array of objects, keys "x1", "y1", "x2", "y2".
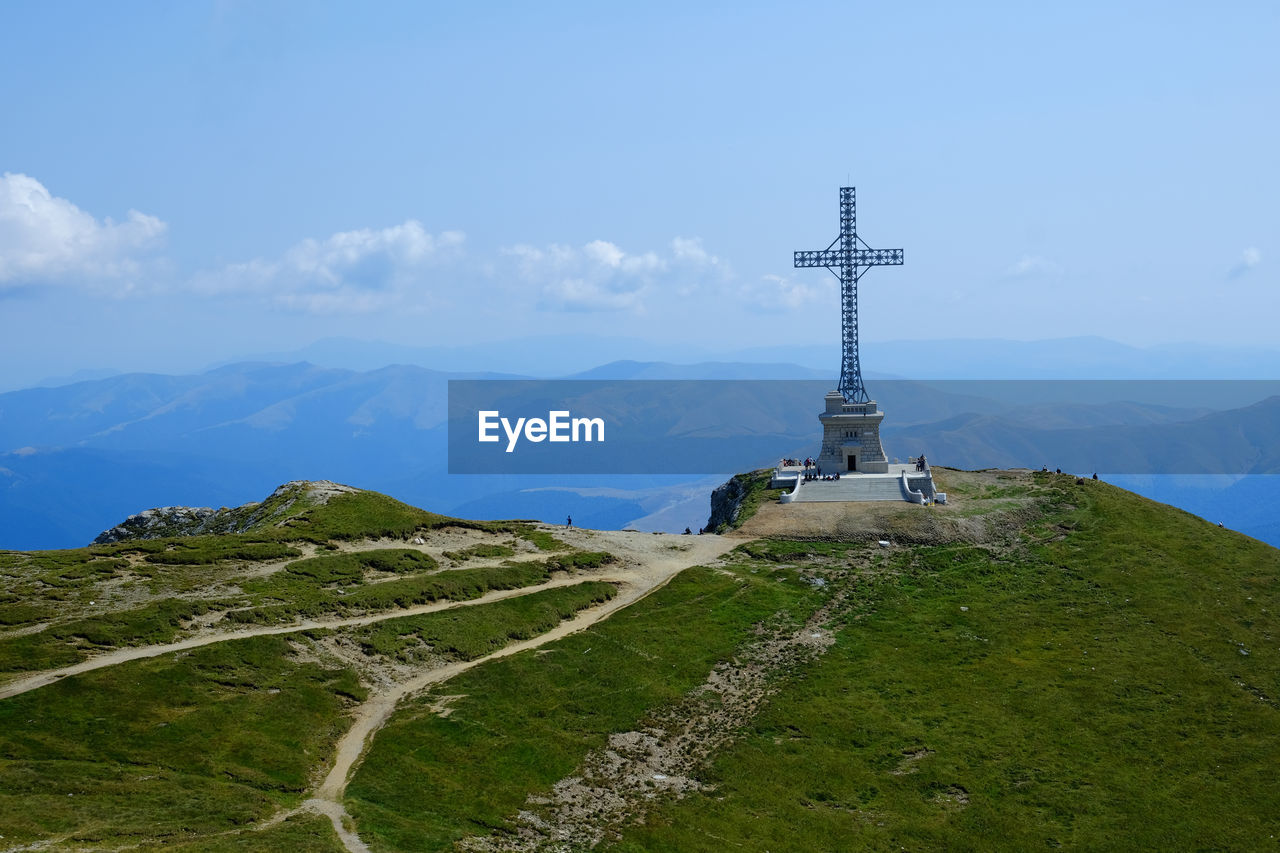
[{"x1": 816, "y1": 391, "x2": 889, "y2": 473}]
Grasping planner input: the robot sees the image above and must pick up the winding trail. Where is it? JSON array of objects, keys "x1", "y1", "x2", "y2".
[
  {"x1": 0, "y1": 530, "x2": 741, "y2": 853},
  {"x1": 295, "y1": 531, "x2": 741, "y2": 852},
  {"x1": 1, "y1": 575, "x2": 591, "y2": 701}
]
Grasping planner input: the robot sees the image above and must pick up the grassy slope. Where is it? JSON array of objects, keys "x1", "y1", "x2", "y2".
[
  {"x1": 0, "y1": 486, "x2": 586, "y2": 848},
  {"x1": 0, "y1": 487, "x2": 574, "y2": 674},
  {"x1": 345, "y1": 561, "x2": 829, "y2": 851},
  {"x1": 132, "y1": 813, "x2": 348, "y2": 852},
  {"x1": 607, "y1": 474, "x2": 1280, "y2": 851},
  {"x1": 351, "y1": 581, "x2": 617, "y2": 662},
  {"x1": 0, "y1": 583, "x2": 618, "y2": 847},
  {"x1": 0, "y1": 635, "x2": 364, "y2": 847},
  {"x1": 341, "y1": 473, "x2": 1280, "y2": 852},
  {"x1": 5, "y1": 476, "x2": 1278, "y2": 850}
]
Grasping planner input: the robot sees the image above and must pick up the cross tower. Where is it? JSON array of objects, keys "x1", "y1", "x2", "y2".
[{"x1": 794, "y1": 187, "x2": 903, "y2": 403}]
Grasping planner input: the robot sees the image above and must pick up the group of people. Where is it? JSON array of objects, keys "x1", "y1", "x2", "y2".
[
  {"x1": 800, "y1": 457, "x2": 840, "y2": 482},
  {"x1": 1040, "y1": 466, "x2": 1101, "y2": 481},
  {"x1": 789, "y1": 455, "x2": 935, "y2": 474}
]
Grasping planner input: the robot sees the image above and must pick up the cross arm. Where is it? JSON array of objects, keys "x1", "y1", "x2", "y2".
[{"x1": 794, "y1": 248, "x2": 904, "y2": 268}]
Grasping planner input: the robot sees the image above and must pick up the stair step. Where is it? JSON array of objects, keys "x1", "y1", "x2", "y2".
[{"x1": 791, "y1": 476, "x2": 908, "y2": 503}]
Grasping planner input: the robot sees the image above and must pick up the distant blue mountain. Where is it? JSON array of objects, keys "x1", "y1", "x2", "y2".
[
  {"x1": 736, "y1": 337, "x2": 1280, "y2": 380},
  {"x1": 565, "y1": 360, "x2": 829, "y2": 380},
  {"x1": 884, "y1": 396, "x2": 1280, "y2": 475},
  {"x1": 0, "y1": 362, "x2": 821, "y2": 548},
  {"x1": 215, "y1": 335, "x2": 1280, "y2": 381},
  {"x1": 1106, "y1": 475, "x2": 1280, "y2": 547},
  {"x1": 2, "y1": 360, "x2": 1278, "y2": 550},
  {"x1": 213, "y1": 335, "x2": 725, "y2": 378},
  {"x1": 449, "y1": 490, "x2": 646, "y2": 532},
  {"x1": 33, "y1": 368, "x2": 124, "y2": 388}
]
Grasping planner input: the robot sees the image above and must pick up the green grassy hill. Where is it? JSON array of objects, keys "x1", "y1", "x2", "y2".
[{"x1": 1, "y1": 473, "x2": 1277, "y2": 851}]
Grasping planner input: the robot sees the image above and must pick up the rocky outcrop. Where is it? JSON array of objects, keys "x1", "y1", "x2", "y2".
[
  {"x1": 706, "y1": 474, "x2": 751, "y2": 533},
  {"x1": 92, "y1": 480, "x2": 358, "y2": 544},
  {"x1": 93, "y1": 505, "x2": 222, "y2": 543}
]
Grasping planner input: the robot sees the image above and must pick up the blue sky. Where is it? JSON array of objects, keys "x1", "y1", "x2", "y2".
[{"x1": 1, "y1": 1, "x2": 1276, "y2": 386}]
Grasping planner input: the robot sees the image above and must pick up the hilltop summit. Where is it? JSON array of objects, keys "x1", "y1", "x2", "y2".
[{"x1": 92, "y1": 480, "x2": 359, "y2": 544}]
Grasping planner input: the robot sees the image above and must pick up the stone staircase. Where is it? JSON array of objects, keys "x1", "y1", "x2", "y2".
[{"x1": 791, "y1": 474, "x2": 907, "y2": 502}]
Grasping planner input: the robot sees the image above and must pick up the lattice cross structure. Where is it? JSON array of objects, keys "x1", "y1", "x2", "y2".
[{"x1": 794, "y1": 187, "x2": 904, "y2": 403}]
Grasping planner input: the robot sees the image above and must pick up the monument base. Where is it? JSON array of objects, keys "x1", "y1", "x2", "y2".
[{"x1": 816, "y1": 390, "x2": 889, "y2": 474}]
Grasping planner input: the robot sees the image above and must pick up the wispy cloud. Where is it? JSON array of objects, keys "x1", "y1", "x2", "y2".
[
  {"x1": 503, "y1": 237, "x2": 726, "y2": 312},
  {"x1": 191, "y1": 221, "x2": 464, "y2": 313},
  {"x1": 744, "y1": 273, "x2": 833, "y2": 311},
  {"x1": 0, "y1": 173, "x2": 739, "y2": 317},
  {"x1": 198, "y1": 231, "x2": 727, "y2": 314},
  {"x1": 1227, "y1": 247, "x2": 1262, "y2": 280},
  {"x1": 1005, "y1": 254, "x2": 1063, "y2": 278},
  {"x1": 0, "y1": 172, "x2": 165, "y2": 291}
]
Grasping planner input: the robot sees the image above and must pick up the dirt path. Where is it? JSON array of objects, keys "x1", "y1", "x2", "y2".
[
  {"x1": 1, "y1": 584, "x2": 575, "y2": 702},
  {"x1": 0, "y1": 578, "x2": 552, "y2": 700},
  {"x1": 1, "y1": 532, "x2": 737, "y2": 703},
  {"x1": 260, "y1": 531, "x2": 741, "y2": 853},
  {"x1": 298, "y1": 589, "x2": 647, "y2": 850},
  {"x1": 0, "y1": 526, "x2": 740, "y2": 853}
]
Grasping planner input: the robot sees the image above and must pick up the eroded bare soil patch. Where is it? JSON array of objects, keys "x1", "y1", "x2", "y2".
[{"x1": 460, "y1": 585, "x2": 859, "y2": 852}]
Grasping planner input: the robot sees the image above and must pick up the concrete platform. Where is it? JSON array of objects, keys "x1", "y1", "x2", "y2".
[
  {"x1": 769, "y1": 465, "x2": 804, "y2": 489},
  {"x1": 775, "y1": 463, "x2": 935, "y2": 503}
]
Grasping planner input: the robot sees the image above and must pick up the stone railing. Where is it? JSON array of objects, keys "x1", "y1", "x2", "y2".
[
  {"x1": 780, "y1": 473, "x2": 804, "y2": 504},
  {"x1": 900, "y1": 469, "x2": 927, "y2": 504}
]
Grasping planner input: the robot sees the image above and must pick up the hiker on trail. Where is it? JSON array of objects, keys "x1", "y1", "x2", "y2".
[{"x1": 566, "y1": 515, "x2": 572, "y2": 528}]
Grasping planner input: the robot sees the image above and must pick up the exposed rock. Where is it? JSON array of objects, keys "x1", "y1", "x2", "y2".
[
  {"x1": 92, "y1": 480, "x2": 358, "y2": 544},
  {"x1": 706, "y1": 472, "x2": 754, "y2": 533},
  {"x1": 706, "y1": 476, "x2": 746, "y2": 533},
  {"x1": 93, "y1": 505, "x2": 220, "y2": 544}
]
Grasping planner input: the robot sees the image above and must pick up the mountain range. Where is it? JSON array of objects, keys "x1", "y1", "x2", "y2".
[
  {"x1": 2, "y1": 358, "x2": 1278, "y2": 550},
  {"x1": 19, "y1": 334, "x2": 1280, "y2": 393}
]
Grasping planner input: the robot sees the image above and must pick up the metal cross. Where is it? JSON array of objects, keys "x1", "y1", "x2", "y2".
[{"x1": 794, "y1": 187, "x2": 903, "y2": 403}]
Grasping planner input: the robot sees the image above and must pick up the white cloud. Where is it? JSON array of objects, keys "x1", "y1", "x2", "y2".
[
  {"x1": 744, "y1": 273, "x2": 833, "y2": 311},
  {"x1": 503, "y1": 236, "x2": 724, "y2": 312},
  {"x1": 0, "y1": 177, "x2": 736, "y2": 320},
  {"x1": 1228, "y1": 247, "x2": 1262, "y2": 279},
  {"x1": 0, "y1": 172, "x2": 165, "y2": 289},
  {"x1": 671, "y1": 236, "x2": 720, "y2": 268},
  {"x1": 582, "y1": 239, "x2": 625, "y2": 268},
  {"x1": 1005, "y1": 254, "x2": 1063, "y2": 278},
  {"x1": 192, "y1": 221, "x2": 464, "y2": 313}
]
